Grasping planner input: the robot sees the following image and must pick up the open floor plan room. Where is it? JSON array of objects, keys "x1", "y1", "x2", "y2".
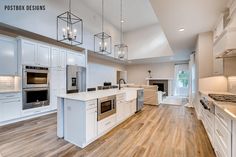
[{"x1": 1, "y1": 0, "x2": 236, "y2": 157}]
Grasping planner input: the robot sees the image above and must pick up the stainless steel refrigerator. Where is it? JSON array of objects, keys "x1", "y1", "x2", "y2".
[{"x1": 66, "y1": 65, "x2": 86, "y2": 93}]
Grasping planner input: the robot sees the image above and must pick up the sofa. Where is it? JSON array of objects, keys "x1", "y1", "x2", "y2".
[{"x1": 125, "y1": 84, "x2": 161, "y2": 105}]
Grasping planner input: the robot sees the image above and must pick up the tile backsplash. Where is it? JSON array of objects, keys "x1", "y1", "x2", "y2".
[
  {"x1": 228, "y1": 77, "x2": 236, "y2": 94},
  {"x1": 0, "y1": 76, "x2": 17, "y2": 90}
]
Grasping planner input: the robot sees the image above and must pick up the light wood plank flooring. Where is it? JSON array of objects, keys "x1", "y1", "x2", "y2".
[{"x1": 0, "y1": 105, "x2": 215, "y2": 157}]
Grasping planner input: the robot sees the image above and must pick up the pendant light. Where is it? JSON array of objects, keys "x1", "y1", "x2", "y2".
[
  {"x1": 114, "y1": 0, "x2": 128, "y2": 60},
  {"x1": 57, "y1": 0, "x2": 83, "y2": 45},
  {"x1": 94, "y1": 0, "x2": 112, "y2": 55}
]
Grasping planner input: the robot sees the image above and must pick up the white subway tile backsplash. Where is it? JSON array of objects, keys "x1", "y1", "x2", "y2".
[
  {"x1": 228, "y1": 76, "x2": 236, "y2": 94},
  {"x1": 0, "y1": 76, "x2": 15, "y2": 90}
]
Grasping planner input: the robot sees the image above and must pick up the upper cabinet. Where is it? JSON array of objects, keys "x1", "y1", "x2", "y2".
[
  {"x1": 21, "y1": 39, "x2": 50, "y2": 67},
  {"x1": 51, "y1": 47, "x2": 66, "y2": 69},
  {"x1": 67, "y1": 51, "x2": 86, "y2": 67},
  {"x1": 0, "y1": 35, "x2": 18, "y2": 76},
  {"x1": 195, "y1": 32, "x2": 213, "y2": 78}
]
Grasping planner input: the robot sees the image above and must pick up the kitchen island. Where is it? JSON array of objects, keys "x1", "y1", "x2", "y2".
[{"x1": 57, "y1": 88, "x2": 143, "y2": 148}]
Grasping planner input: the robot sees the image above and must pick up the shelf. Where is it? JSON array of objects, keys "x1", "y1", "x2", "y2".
[
  {"x1": 87, "y1": 50, "x2": 128, "y2": 65},
  {"x1": 0, "y1": 22, "x2": 85, "y2": 52}
]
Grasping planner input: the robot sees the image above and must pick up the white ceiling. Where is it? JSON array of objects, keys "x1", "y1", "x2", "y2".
[
  {"x1": 80, "y1": 0, "x2": 158, "y2": 32},
  {"x1": 150, "y1": 0, "x2": 229, "y2": 54}
]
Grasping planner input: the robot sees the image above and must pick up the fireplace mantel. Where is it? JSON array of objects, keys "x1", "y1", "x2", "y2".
[{"x1": 146, "y1": 78, "x2": 174, "y2": 81}]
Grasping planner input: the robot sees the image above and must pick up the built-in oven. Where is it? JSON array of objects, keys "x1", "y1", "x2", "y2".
[
  {"x1": 97, "y1": 95, "x2": 116, "y2": 121},
  {"x1": 23, "y1": 66, "x2": 49, "y2": 88},
  {"x1": 23, "y1": 87, "x2": 49, "y2": 110}
]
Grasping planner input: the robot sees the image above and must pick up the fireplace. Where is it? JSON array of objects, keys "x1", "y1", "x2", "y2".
[{"x1": 149, "y1": 80, "x2": 168, "y2": 96}]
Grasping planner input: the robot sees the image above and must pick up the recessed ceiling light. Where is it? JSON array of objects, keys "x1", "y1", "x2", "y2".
[
  {"x1": 121, "y1": 20, "x2": 124, "y2": 23},
  {"x1": 179, "y1": 28, "x2": 185, "y2": 32}
]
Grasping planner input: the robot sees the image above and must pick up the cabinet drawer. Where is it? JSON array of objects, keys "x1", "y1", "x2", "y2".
[
  {"x1": 116, "y1": 94, "x2": 125, "y2": 101},
  {"x1": 215, "y1": 106, "x2": 232, "y2": 131},
  {"x1": 0, "y1": 93, "x2": 20, "y2": 100},
  {"x1": 98, "y1": 114, "x2": 116, "y2": 135},
  {"x1": 86, "y1": 100, "x2": 97, "y2": 110},
  {"x1": 215, "y1": 132, "x2": 228, "y2": 157},
  {"x1": 215, "y1": 116, "x2": 231, "y2": 156}
]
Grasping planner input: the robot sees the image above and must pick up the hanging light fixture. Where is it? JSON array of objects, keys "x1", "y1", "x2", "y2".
[
  {"x1": 94, "y1": 0, "x2": 112, "y2": 55},
  {"x1": 57, "y1": 0, "x2": 83, "y2": 45},
  {"x1": 114, "y1": 0, "x2": 128, "y2": 60}
]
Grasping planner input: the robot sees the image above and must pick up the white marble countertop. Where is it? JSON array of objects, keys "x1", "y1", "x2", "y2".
[
  {"x1": 199, "y1": 90, "x2": 236, "y2": 120},
  {"x1": 0, "y1": 90, "x2": 21, "y2": 94},
  {"x1": 58, "y1": 88, "x2": 143, "y2": 102}
]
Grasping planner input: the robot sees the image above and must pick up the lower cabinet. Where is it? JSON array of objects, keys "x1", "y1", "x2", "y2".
[
  {"x1": 64, "y1": 99, "x2": 97, "y2": 148},
  {"x1": 0, "y1": 93, "x2": 22, "y2": 123},
  {"x1": 98, "y1": 114, "x2": 116, "y2": 135},
  {"x1": 86, "y1": 107, "x2": 98, "y2": 142},
  {"x1": 214, "y1": 106, "x2": 232, "y2": 157}
]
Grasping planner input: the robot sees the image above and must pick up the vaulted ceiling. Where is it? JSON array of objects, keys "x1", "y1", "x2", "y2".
[{"x1": 80, "y1": 0, "x2": 158, "y2": 32}]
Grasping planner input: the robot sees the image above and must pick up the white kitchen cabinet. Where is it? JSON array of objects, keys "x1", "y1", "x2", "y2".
[
  {"x1": 86, "y1": 107, "x2": 98, "y2": 141},
  {"x1": 64, "y1": 99, "x2": 97, "y2": 148},
  {"x1": 37, "y1": 44, "x2": 51, "y2": 67},
  {"x1": 51, "y1": 47, "x2": 66, "y2": 69},
  {"x1": 50, "y1": 68, "x2": 66, "y2": 110},
  {"x1": 21, "y1": 40, "x2": 37, "y2": 66},
  {"x1": 0, "y1": 93, "x2": 22, "y2": 122},
  {"x1": 67, "y1": 51, "x2": 86, "y2": 67},
  {"x1": 21, "y1": 39, "x2": 50, "y2": 67},
  {"x1": 97, "y1": 114, "x2": 116, "y2": 135},
  {"x1": 0, "y1": 36, "x2": 18, "y2": 76}
]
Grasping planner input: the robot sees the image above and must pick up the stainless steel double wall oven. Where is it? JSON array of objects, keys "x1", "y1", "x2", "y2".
[{"x1": 22, "y1": 66, "x2": 50, "y2": 110}]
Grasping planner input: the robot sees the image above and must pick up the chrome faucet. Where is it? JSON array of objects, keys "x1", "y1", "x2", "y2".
[{"x1": 118, "y1": 79, "x2": 126, "y2": 90}]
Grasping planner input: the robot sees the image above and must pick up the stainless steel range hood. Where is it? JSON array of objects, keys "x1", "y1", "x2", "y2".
[{"x1": 214, "y1": 28, "x2": 236, "y2": 58}]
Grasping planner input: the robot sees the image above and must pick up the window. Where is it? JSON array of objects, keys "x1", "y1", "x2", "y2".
[{"x1": 177, "y1": 70, "x2": 189, "y2": 88}]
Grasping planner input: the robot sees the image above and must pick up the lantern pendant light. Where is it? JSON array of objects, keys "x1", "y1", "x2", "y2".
[
  {"x1": 94, "y1": 0, "x2": 112, "y2": 55},
  {"x1": 114, "y1": 0, "x2": 128, "y2": 60},
  {"x1": 57, "y1": 0, "x2": 83, "y2": 45}
]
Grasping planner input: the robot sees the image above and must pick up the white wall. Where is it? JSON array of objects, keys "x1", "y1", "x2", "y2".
[
  {"x1": 126, "y1": 62, "x2": 175, "y2": 84},
  {"x1": 124, "y1": 23, "x2": 174, "y2": 60},
  {"x1": 0, "y1": 0, "x2": 120, "y2": 56},
  {"x1": 87, "y1": 57, "x2": 126, "y2": 88},
  {"x1": 199, "y1": 76, "x2": 228, "y2": 92}
]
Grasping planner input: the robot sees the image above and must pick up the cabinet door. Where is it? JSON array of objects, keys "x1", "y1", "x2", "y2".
[
  {"x1": 0, "y1": 102, "x2": 4, "y2": 122},
  {"x1": 66, "y1": 51, "x2": 76, "y2": 65},
  {"x1": 51, "y1": 47, "x2": 60, "y2": 68},
  {"x1": 213, "y1": 53, "x2": 224, "y2": 75},
  {"x1": 22, "y1": 40, "x2": 37, "y2": 66},
  {"x1": 60, "y1": 49, "x2": 67, "y2": 69},
  {"x1": 78, "y1": 54, "x2": 86, "y2": 67},
  {"x1": 59, "y1": 69, "x2": 66, "y2": 95},
  {"x1": 37, "y1": 44, "x2": 50, "y2": 67},
  {"x1": 86, "y1": 108, "x2": 97, "y2": 141},
  {"x1": 2, "y1": 99, "x2": 21, "y2": 121},
  {"x1": 0, "y1": 36, "x2": 17, "y2": 75}
]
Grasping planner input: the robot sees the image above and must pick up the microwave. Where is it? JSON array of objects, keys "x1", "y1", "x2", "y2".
[
  {"x1": 97, "y1": 95, "x2": 116, "y2": 121},
  {"x1": 23, "y1": 66, "x2": 49, "y2": 88}
]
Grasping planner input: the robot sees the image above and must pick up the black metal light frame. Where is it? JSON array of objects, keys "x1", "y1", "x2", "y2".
[
  {"x1": 94, "y1": 0, "x2": 112, "y2": 55},
  {"x1": 57, "y1": 0, "x2": 83, "y2": 46},
  {"x1": 94, "y1": 32, "x2": 112, "y2": 55},
  {"x1": 114, "y1": 0, "x2": 128, "y2": 60}
]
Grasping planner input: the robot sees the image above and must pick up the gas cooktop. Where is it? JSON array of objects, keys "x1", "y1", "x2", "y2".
[{"x1": 208, "y1": 94, "x2": 236, "y2": 103}]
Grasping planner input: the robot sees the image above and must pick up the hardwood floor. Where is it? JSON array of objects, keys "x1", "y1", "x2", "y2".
[{"x1": 0, "y1": 105, "x2": 215, "y2": 157}]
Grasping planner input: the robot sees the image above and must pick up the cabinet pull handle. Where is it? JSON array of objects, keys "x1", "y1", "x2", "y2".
[
  {"x1": 5, "y1": 95, "x2": 15, "y2": 98},
  {"x1": 216, "y1": 129, "x2": 224, "y2": 138},
  {"x1": 217, "y1": 113, "x2": 224, "y2": 120},
  {"x1": 105, "y1": 121, "x2": 111, "y2": 126},
  {"x1": 216, "y1": 150, "x2": 222, "y2": 157},
  {"x1": 2, "y1": 100, "x2": 20, "y2": 104}
]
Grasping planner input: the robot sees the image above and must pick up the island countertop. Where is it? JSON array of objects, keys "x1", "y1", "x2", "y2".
[{"x1": 58, "y1": 88, "x2": 143, "y2": 101}]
